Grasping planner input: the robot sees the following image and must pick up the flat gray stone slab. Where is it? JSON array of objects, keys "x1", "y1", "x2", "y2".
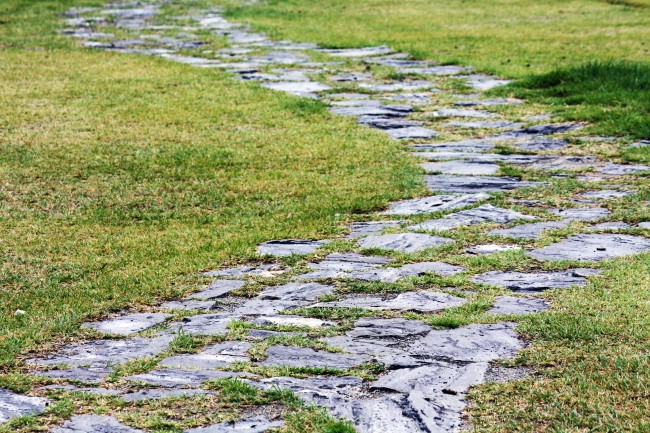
[
  {"x1": 359, "y1": 81, "x2": 436, "y2": 92},
  {"x1": 497, "y1": 122, "x2": 583, "y2": 139},
  {"x1": 629, "y1": 140, "x2": 650, "y2": 148},
  {"x1": 434, "y1": 108, "x2": 499, "y2": 118},
  {"x1": 320, "y1": 46, "x2": 392, "y2": 58},
  {"x1": 489, "y1": 296, "x2": 549, "y2": 315},
  {"x1": 83, "y1": 313, "x2": 170, "y2": 336},
  {"x1": 125, "y1": 369, "x2": 245, "y2": 388},
  {"x1": 358, "y1": 232, "x2": 452, "y2": 252},
  {"x1": 261, "y1": 346, "x2": 370, "y2": 369},
  {"x1": 161, "y1": 299, "x2": 215, "y2": 310},
  {"x1": 421, "y1": 160, "x2": 499, "y2": 175},
  {"x1": 408, "y1": 204, "x2": 535, "y2": 231},
  {"x1": 160, "y1": 341, "x2": 251, "y2": 369},
  {"x1": 233, "y1": 298, "x2": 307, "y2": 315},
  {"x1": 307, "y1": 253, "x2": 393, "y2": 271},
  {"x1": 257, "y1": 239, "x2": 330, "y2": 256},
  {"x1": 446, "y1": 120, "x2": 521, "y2": 130},
  {"x1": 411, "y1": 138, "x2": 497, "y2": 153},
  {"x1": 259, "y1": 282, "x2": 334, "y2": 301},
  {"x1": 262, "y1": 81, "x2": 331, "y2": 95},
  {"x1": 489, "y1": 220, "x2": 571, "y2": 239},
  {"x1": 40, "y1": 384, "x2": 120, "y2": 396},
  {"x1": 123, "y1": 388, "x2": 214, "y2": 402},
  {"x1": 579, "y1": 190, "x2": 635, "y2": 200},
  {"x1": 383, "y1": 193, "x2": 489, "y2": 215},
  {"x1": 252, "y1": 315, "x2": 332, "y2": 327},
  {"x1": 472, "y1": 269, "x2": 599, "y2": 292},
  {"x1": 170, "y1": 314, "x2": 241, "y2": 335},
  {"x1": 527, "y1": 234, "x2": 650, "y2": 261},
  {"x1": 399, "y1": 65, "x2": 472, "y2": 75},
  {"x1": 515, "y1": 138, "x2": 568, "y2": 151},
  {"x1": 358, "y1": 116, "x2": 423, "y2": 130},
  {"x1": 330, "y1": 72, "x2": 373, "y2": 82},
  {"x1": 638, "y1": 222, "x2": 650, "y2": 229},
  {"x1": 0, "y1": 388, "x2": 48, "y2": 424},
  {"x1": 425, "y1": 175, "x2": 544, "y2": 193},
  {"x1": 51, "y1": 415, "x2": 143, "y2": 433},
  {"x1": 251, "y1": 375, "x2": 363, "y2": 408},
  {"x1": 30, "y1": 335, "x2": 172, "y2": 368},
  {"x1": 334, "y1": 396, "x2": 424, "y2": 433},
  {"x1": 39, "y1": 367, "x2": 112, "y2": 384},
  {"x1": 203, "y1": 264, "x2": 284, "y2": 278},
  {"x1": 588, "y1": 222, "x2": 632, "y2": 231},
  {"x1": 348, "y1": 318, "x2": 431, "y2": 338},
  {"x1": 409, "y1": 322, "x2": 524, "y2": 362},
  {"x1": 321, "y1": 336, "x2": 417, "y2": 368},
  {"x1": 184, "y1": 416, "x2": 284, "y2": 433},
  {"x1": 330, "y1": 105, "x2": 412, "y2": 117},
  {"x1": 188, "y1": 280, "x2": 245, "y2": 299},
  {"x1": 346, "y1": 221, "x2": 403, "y2": 238},
  {"x1": 550, "y1": 207, "x2": 610, "y2": 221},
  {"x1": 463, "y1": 74, "x2": 512, "y2": 91},
  {"x1": 313, "y1": 291, "x2": 466, "y2": 312},
  {"x1": 387, "y1": 126, "x2": 438, "y2": 140},
  {"x1": 467, "y1": 244, "x2": 522, "y2": 254},
  {"x1": 455, "y1": 98, "x2": 523, "y2": 107},
  {"x1": 597, "y1": 163, "x2": 650, "y2": 175}
]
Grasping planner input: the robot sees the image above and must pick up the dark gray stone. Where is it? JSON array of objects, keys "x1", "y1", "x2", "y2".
[
  {"x1": 409, "y1": 322, "x2": 524, "y2": 362},
  {"x1": 83, "y1": 313, "x2": 170, "y2": 336},
  {"x1": 184, "y1": 416, "x2": 284, "y2": 433},
  {"x1": 489, "y1": 296, "x2": 549, "y2": 314},
  {"x1": 0, "y1": 388, "x2": 48, "y2": 424},
  {"x1": 125, "y1": 369, "x2": 245, "y2": 388},
  {"x1": 259, "y1": 282, "x2": 334, "y2": 301},
  {"x1": 348, "y1": 318, "x2": 431, "y2": 338},
  {"x1": 489, "y1": 221, "x2": 571, "y2": 239},
  {"x1": 313, "y1": 291, "x2": 466, "y2": 312},
  {"x1": 358, "y1": 232, "x2": 452, "y2": 252},
  {"x1": 39, "y1": 367, "x2": 112, "y2": 384},
  {"x1": 550, "y1": 207, "x2": 610, "y2": 221},
  {"x1": 421, "y1": 160, "x2": 499, "y2": 175},
  {"x1": 123, "y1": 389, "x2": 214, "y2": 402},
  {"x1": 188, "y1": 280, "x2": 245, "y2": 300},
  {"x1": 346, "y1": 221, "x2": 403, "y2": 238},
  {"x1": 383, "y1": 193, "x2": 489, "y2": 215},
  {"x1": 159, "y1": 341, "x2": 252, "y2": 369},
  {"x1": 496, "y1": 123, "x2": 583, "y2": 139},
  {"x1": 261, "y1": 346, "x2": 370, "y2": 369},
  {"x1": 597, "y1": 163, "x2": 650, "y2": 175},
  {"x1": 425, "y1": 175, "x2": 544, "y2": 193},
  {"x1": 446, "y1": 120, "x2": 522, "y2": 129},
  {"x1": 330, "y1": 105, "x2": 412, "y2": 117},
  {"x1": 257, "y1": 239, "x2": 330, "y2": 256},
  {"x1": 527, "y1": 234, "x2": 650, "y2": 261},
  {"x1": 357, "y1": 116, "x2": 423, "y2": 130},
  {"x1": 30, "y1": 335, "x2": 173, "y2": 368},
  {"x1": 387, "y1": 126, "x2": 438, "y2": 140},
  {"x1": 51, "y1": 415, "x2": 144, "y2": 433},
  {"x1": 471, "y1": 269, "x2": 599, "y2": 292},
  {"x1": 408, "y1": 204, "x2": 535, "y2": 231}
]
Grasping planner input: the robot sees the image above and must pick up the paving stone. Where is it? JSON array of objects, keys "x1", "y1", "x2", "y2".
[
  {"x1": 398, "y1": 65, "x2": 473, "y2": 75},
  {"x1": 415, "y1": 152, "x2": 543, "y2": 164},
  {"x1": 638, "y1": 222, "x2": 650, "y2": 229},
  {"x1": 31, "y1": 335, "x2": 173, "y2": 368},
  {"x1": 320, "y1": 46, "x2": 392, "y2": 57},
  {"x1": 359, "y1": 81, "x2": 436, "y2": 92},
  {"x1": 409, "y1": 322, "x2": 525, "y2": 362},
  {"x1": 122, "y1": 389, "x2": 214, "y2": 402},
  {"x1": 588, "y1": 222, "x2": 632, "y2": 231},
  {"x1": 579, "y1": 190, "x2": 635, "y2": 199},
  {"x1": 408, "y1": 204, "x2": 535, "y2": 231},
  {"x1": 330, "y1": 105, "x2": 412, "y2": 117},
  {"x1": 524, "y1": 114, "x2": 552, "y2": 121},
  {"x1": 308, "y1": 253, "x2": 393, "y2": 271},
  {"x1": 463, "y1": 74, "x2": 512, "y2": 91},
  {"x1": 629, "y1": 140, "x2": 650, "y2": 148},
  {"x1": 188, "y1": 280, "x2": 245, "y2": 299},
  {"x1": 446, "y1": 120, "x2": 522, "y2": 129},
  {"x1": 357, "y1": 116, "x2": 423, "y2": 129},
  {"x1": 40, "y1": 384, "x2": 120, "y2": 396},
  {"x1": 51, "y1": 415, "x2": 144, "y2": 433},
  {"x1": 383, "y1": 193, "x2": 489, "y2": 215},
  {"x1": 261, "y1": 81, "x2": 330, "y2": 95},
  {"x1": 380, "y1": 92, "x2": 432, "y2": 105},
  {"x1": 313, "y1": 291, "x2": 466, "y2": 312},
  {"x1": 348, "y1": 318, "x2": 431, "y2": 338},
  {"x1": 259, "y1": 282, "x2": 334, "y2": 301},
  {"x1": 489, "y1": 296, "x2": 549, "y2": 315},
  {"x1": 329, "y1": 72, "x2": 373, "y2": 82},
  {"x1": 472, "y1": 269, "x2": 599, "y2": 292},
  {"x1": 248, "y1": 329, "x2": 303, "y2": 339},
  {"x1": 125, "y1": 369, "x2": 245, "y2": 388},
  {"x1": 232, "y1": 298, "x2": 308, "y2": 315},
  {"x1": 549, "y1": 207, "x2": 610, "y2": 221},
  {"x1": 257, "y1": 239, "x2": 330, "y2": 256},
  {"x1": 170, "y1": 314, "x2": 241, "y2": 335},
  {"x1": 346, "y1": 221, "x2": 403, "y2": 238},
  {"x1": 358, "y1": 232, "x2": 452, "y2": 252},
  {"x1": 252, "y1": 315, "x2": 332, "y2": 327},
  {"x1": 160, "y1": 341, "x2": 252, "y2": 369},
  {"x1": 455, "y1": 98, "x2": 523, "y2": 107},
  {"x1": 39, "y1": 367, "x2": 113, "y2": 384},
  {"x1": 261, "y1": 346, "x2": 370, "y2": 369},
  {"x1": 467, "y1": 244, "x2": 522, "y2": 254},
  {"x1": 434, "y1": 108, "x2": 499, "y2": 118},
  {"x1": 334, "y1": 396, "x2": 425, "y2": 433},
  {"x1": 597, "y1": 163, "x2": 650, "y2": 175},
  {"x1": 421, "y1": 160, "x2": 499, "y2": 175},
  {"x1": 527, "y1": 234, "x2": 650, "y2": 261},
  {"x1": 184, "y1": 416, "x2": 284, "y2": 433},
  {"x1": 202, "y1": 264, "x2": 283, "y2": 278},
  {"x1": 161, "y1": 299, "x2": 215, "y2": 310},
  {"x1": 386, "y1": 126, "x2": 438, "y2": 140},
  {"x1": 411, "y1": 138, "x2": 497, "y2": 153},
  {"x1": 529, "y1": 155, "x2": 599, "y2": 171},
  {"x1": 0, "y1": 388, "x2": 48, "y2": 424},
  {"x1": 425, "y1": 175, "x2": 544, "y2": 193},
  {"x1": 83, "y1": 313, "x2": 170, "y2": 336},
  {"x1": 515, "y1": 138, "x2": 568, "y2": 151},
  {"x1": 496, "y1": 122, "x2": 583, "y2": 139},
  {"x1": 489, "y1": 220, "x2": 571, "y2": 239}
]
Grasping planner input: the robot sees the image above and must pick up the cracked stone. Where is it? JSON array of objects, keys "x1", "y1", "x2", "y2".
[
  {"x1": 188, "y1": 280, "x2": 245, "y2": 299},
  {"x1": 257, "y1": 239, "x2": 330, "y2": 256},
  {"x1": 527, "y1": 234, "x2": 650, "y2": 261},
  {"x1": 358, "y1": 232, "x2": 452, "y2": 252},
  {"x1": 471, "y1": 269, "x2": 599, "y2": 292},
  {"x1": 387, "y1": 126, "x2": 438, "y2": 140},
  {"x1": 408, "y1": 204, "x2": 535, "y2": 231},
  {"x1": 39, "y1": 367, "x2": 113, "y2": 384},
  {"x1": 359, "y1": 81, "x2": 436, "y2": 92},
  {"x1": 496, "y1": 122, "x2": 583, "y2": 139},
  {"x1": 232, "y1": 299, "x2": 307, "y2": 315},
  {"x1": 346, "y1": 221, "x2": 403, "y2": 238},
  {"x1": 0, "y1": 388, "x2": 48, "y2": 424},
  {"x1": 467, "y1": 244, "x2": 522, "y2": 254},
  {"x1": 489, "y1": 296, "x2": 549, "y2": 314},
  {"x1": 40, "y1": 384, "x2": 120, "y2": 396},
  {"x1": 313, "y1": 291, "x2": 466, "y2": 312},
  {"x1": 334, "y1": 396, "x2": 424, "y2": 433},
  {"x1": 383, "y1": 193, "x2": 489, "y2": 215},
  {"x1": 515, "y1": 138, "x2": 568, "y2": 151},
  {"x1": 330, "y1": 105, "x2": 412, "y2": 117},
  {"x1": 259, "y1": 282, "x2": 334, "y2": 301},
  {"x1": 161, "y1": 299, "x2": 215, "y2": 310},
  {"x1": 125, "y1": 369, "x2": 245, "y2": 388},
  {"x1": 261, "y1": 346, "x2": 370, "y2": 369},
  {"x1": 550, "y1": 207, "x2": 610, "y2": 221},
  {"x1": 184, "y1": 416, "x2": 284, "y2": 433},
  {"x1": 446, "y1": 120, "x2": 522, "y2": 129},
  {"x1": 123, "y1": 389, "x2": 214, "y2": 402},
  {"x1": 160, "y1": 341, "x2": 252, "y2": 369},
  {"x1": 409, "y1": 322, "x2": 525, "y2": 362},
  {"x1": 489, "y1": 220, "x2": 571, "y2": 239},
  {"x1": 434, "y1": 108, "x2": 499, "y2": 118},
  {"x1": 348, "y1": 318, "x2": 431, "y2": 338},
  {"x1": 83, "y1": 313, "x2": 170, "y2": 336},
  {"x1": 597, "y1": 163, "x2": 650, "y2": 175},
  {"x1": 411, "y1": 138, "x2": 497, "y2": 153},
  {"x1": 170, "y1": 314, "x2": 241, "y2": 335},
  {"x1": 252, "y1": 315, "x2": 332, "y2": 327},
  {"x1": 202, "y1": 264, "x2": 283, "y2": 278},
  {"x1": 51, "y1": 415, "x2": 143, "y2": 433},
  {"x1": 357, "y1": 116, "x2": 423, "y2": 130},
  {"x1": 579, "y1": 190, "x2": 635, "y2": 200},
  {"x1": 425, "y1": 175, "x2": 544, "y2": 193},
  {"x1": 421, "y1": 160, "x2": 499, "y2": 175}
]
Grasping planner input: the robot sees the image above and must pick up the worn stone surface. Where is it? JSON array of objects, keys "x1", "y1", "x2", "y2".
[
  {"x1": 455, "y1": 98, "x2": 523, "y2": 107},
  {"x1": 411, "y1": 138, "x2": 496, "y2": 152},
  {"x1": 446, "y1": 120, "x2": 521, "y2": 129},
  {"x1": 597, "y1": 163, "x2": 650, "y2": 175},
  {"x1": 497, "y1": 123, "x2": 583, "y2": 139},
  {"x1": 489, "y1": 221, "x2": 571, "y2": 239},
  {"x1": 387, "y1": 126, "x2": 438, "y2": 140},
  {"x1": 346, "y1": 221, "x2": 403, "y2": 238},
  {"x1": 434, "y1": 108, "x2": 499, "y2": 118},
  {"x1": 161, "y1": 299, "x2": 215, "y2": 310},
  {"x1": 463, "y1": 74, "x2": 512, "y2": 91},
  {"x1": 358, "y1": 116, "x2": 423, "y2": 130},
  {"x1": 261, "y1": 346, "x2": 370, "y2": 369},
  {"x1": 314, "y1": 291, "x2": 466, "y2": 312},
  {"x1": 51, "y1": 415, "x2": 144, "y2": 433},
  {"x1": 203, "y1": 264, "x2": 283, "y2": 278},
  {"x1": 170, "y1": 314, "x2": 241, "y2": 335},
  {"x1": 83, "y1": 313, "x2": 170, "y2": 335},
  {"x1": 550, "y1": 207, "x2": 610, "y2": 221},
  {"x1": 421, "y1": 160, "x2": 499, "y2": 175},
  {"x1": 587, "y1": 222, "x2": 631, "y2": 230},
  {"x1": 0, "y1": 388, "x2": 48, "y2": 424},
  {"x1": 639, "y1": 222, "x2": 650, "y2": 229},
  {"x1": 467, "y1": 244, "x2": 522, "y2": 254},
  {"x1": 320, "y1": 46, "x2": 392, "y2": 57},
  {"x1": 259, "y1": 282, "x2": 334, "y2": 301},
  {"x1": 579, "y1": 190, "x2": 635, "y2": 200},
  {"x1": 160, "y1": 341, "x2": 252, "y2": 369},
  {"x1": 330, "y1": 105, "x2": 411, "y2": 117},
  {"x1": 184, "y1": 417, "x2": 284, "y2": 433},
  {"x1": 188, "y1": 280, "x2": 245, "y2": 299},
  {"x1": 515, "y1": 138, "x2": 568, "y2": 151},
  {"x1": 409, "y1": 323, "x2": 525, "y2": 361},
  {"x1": 489, "y1": 296, "x2": 549, "y2": 315},
  {"x1": 408, "y1": 204, "x2": 535, "y2": 231},
  {"x1": 261, "y1": 81, "x2": 330, "y2": 95},
  {"x1": 472, "y1": 269, "x2": 599, "y2": 292},
  {"x1": 425, "y1": 175, "x2": 544, "y2": 193},
  {"x1": 40, "y1": 384, "x2": 120, "y2": 396},
  {"x1": 358, "y1": 232, "x2": 452, "y2": 252},
  {"x1": 123, "y1": 389, "x2": 214, "y2": 402},
  {"x1": 383, "y1": 193, "x2": 489, "y2": 215},
  {"x1": 527, "y1": 234, "x2": 650, "y2": 261},
  {"x1": 348, "y1": 318, "x2": 431, "y2": 338},
  {"x1": 252, "y1": 315, "x2": 332, "y2": 328},
  {"x1": 232, "y1": 298, "x2": 307, "y2": 315},
  {"x1": 39, "y1": 367, "x2": 113, "y2": 384},
  {"x1": 359, "y1": 80, "x2": 435, "y2": 92},
  {"x1": 257, "y1": 239, "x2": 330, "y2": 256},
  {"x1": 125, "y1": 369, "x2": 245, "y2": 388}
]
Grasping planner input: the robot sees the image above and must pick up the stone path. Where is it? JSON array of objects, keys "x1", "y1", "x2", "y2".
[{"x1": 3, "y1": 1, "x2": 650, "y2": 432}]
